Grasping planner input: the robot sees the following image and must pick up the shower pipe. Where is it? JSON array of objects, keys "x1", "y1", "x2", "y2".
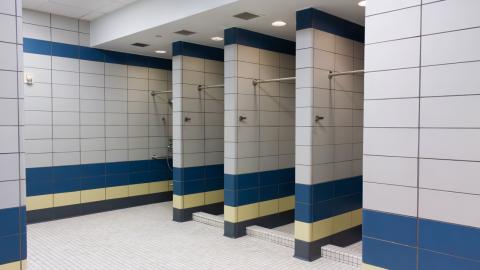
[
  {"x1": 328, "y1": 69, "x2": 364, "y2": 79},
  {"x1": 151, "y1": 90, "x2": 172, "y2": 96},
  {"x1": 252, "y1": 76, "x2": 296, "y2": 86},
  {"x1": 197, "y1": 84, "x2": 224, "y2": 91}
]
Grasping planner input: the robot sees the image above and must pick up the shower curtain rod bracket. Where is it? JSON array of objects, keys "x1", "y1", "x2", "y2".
[{"x1": 252, "y1": 76, "x2": 296, "y2": 86}]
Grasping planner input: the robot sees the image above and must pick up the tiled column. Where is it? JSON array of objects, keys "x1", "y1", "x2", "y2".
[
  {"x1": 172, "y1": 42, "x2": 224, "y2": 222},
  {"x1": 223, "y1": 28, "x2": 296, "y2": 238},
  {"x1": 294, "y1": 8, "x2": 364, "y2": 261},
  {"x1": 363, "y1": 1, "x2": 480, "y2": 269},
  {"x1": 0, "y1": 0, "x2": 27, "y2": 269}
]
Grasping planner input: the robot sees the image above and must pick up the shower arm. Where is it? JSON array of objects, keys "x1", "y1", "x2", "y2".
[
  {"x1": 151, "y1": 90, "x2": 172, "y2": 96},
  {"x1": 197, "y1": 84, "x2": 224, "y2": 91}
]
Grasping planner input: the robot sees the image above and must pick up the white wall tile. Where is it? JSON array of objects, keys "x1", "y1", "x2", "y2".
[
  {"x1": 422, "y1": 0, "x2": 480, "y2": 35},
  {"x1": 23, "y1": 9, "x2": 50, "y2": 26},
  {"x1": 365, "y1": 37, "x2": 420, "y2": 71},
  {"x1": 420, "y1": 129, "x2": 480, "y2": 161},
  {"x1": 422, "y1": 27, "x2": 480, "y2": 66},
  {"x1": 0, "y1": 42, "x2": 17, "y2": 71},
  {"x1": 365, "y1": 6, "x2": 420, "y2": 44},
  {"x1": 51, "y1": 14, "x2": 78, "y2": 31},
  {"x1": 53, "y1": 152, "x2": 80, "y2": 166},
  {"x1": 421, "y1": 62, "x2": 480, "y2": 97},
  {"x1": 364, "y1": 155, "x2": 417, "y2": 187},
  {"x1": 366, "y1": 0, "x2": 420, "y2": 16},
  {"x1": 419, "y1": 189, "x2": 480, "y2": 228},
  {"x1": 365, "y1": 68, "x2": 419, "y2": 99},
  {"x1": 421, "y1": 96, "x2": 480, "y2": 128},
  {"x1": 0, "y1": 154, "x2": 19, "y2": 181},
  {"x1": 51, "y1": 28, "x2": 78, "y2": 45},
  {"x1": 364, "y1": 128, "x2": 418, "y2": 157},
  {"x1": 364, "y1": 182, "x2": 418, "y2": 217},
  {"x1": 364, "y1": 99, "x2": 418, "y2": 127},
  {"x1": 420, "y1": 158, "x2": 480, "y2": 195},
  {"x1": 0, "y1": 14, "x2": 17, "y2": 43}
]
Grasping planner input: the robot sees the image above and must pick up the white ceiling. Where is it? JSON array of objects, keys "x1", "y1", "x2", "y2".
[
  {"x1": 93, "y1": 0, "x2": 365, "y2": 58},
  {"x1": 23, "y1": 0, "x2": 139, "y2": 20},
  {"x1": 24, "y1": 0, "x2": 365, "y2": 58}
]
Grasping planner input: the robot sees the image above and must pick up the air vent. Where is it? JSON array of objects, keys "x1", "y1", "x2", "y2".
[
  {"x1": 174, "y1": 30, "x2": 196, "y2": 36},
  {"x1": 131, "y1": 42, "x2": 149, "y2": 47},
  {"x1": 233, "y1": 12, "x2": 259, "y2": 20}
]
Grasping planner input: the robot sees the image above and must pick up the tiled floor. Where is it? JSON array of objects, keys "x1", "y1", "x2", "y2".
[{"x1": 27, "y1": 202, "x2": 356, "y2": 270}]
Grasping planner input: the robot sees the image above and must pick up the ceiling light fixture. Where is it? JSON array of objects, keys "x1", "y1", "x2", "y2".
[
  {"x1": 155, "y1": 50, "x2": 166, "y2": 54},
  {"x1": 211, "y1": 36, "x2": 224, "y2": 41},
  {"x1": 358, "y1": 0, "x2": 366, "y2": 7},
  {"x1": 272, "y1": 21, "x2": 287, "y2": 27}
]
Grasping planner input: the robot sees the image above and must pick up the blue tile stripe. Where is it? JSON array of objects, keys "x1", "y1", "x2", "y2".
[
  {"x1": 363, "y1": 209, "x2": 480, "y2": 269},
  {"x1": 173, "y1": 164, "x2": 224, "y2": 195},
  {"x1": 224, "y1": 28, "x2": 295, "y2": 55},
  {"x1": 172, "y1": 41, "x2": 224, "y2": 62},
  {"x1": 223, "y1": 168, "x2": 295, "y2": 206},
  {"x1": 0, "y1": 206, "x2": 26, "y2": 265},
  {"x1": 23, "y1": 38, "x2": 172, "y2": 70},
  {"x1": 294, "y1": 176, "x2": 362, "y2": 223},
  {"x1": 296, "y1": 8, "x2": 364, "y2": 43},
  {"x1": 26, "y1": 159, "x2": 172, "y2": 197}
]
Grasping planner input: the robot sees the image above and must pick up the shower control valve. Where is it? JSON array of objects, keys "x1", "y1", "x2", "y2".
[
  {"x1": 239, "y1": 116, "x2": 247, "y2": 122},
  {"x1": 315, "y1": 115, "x2": 324, "y2": 122},
  {"x1": 184, "y1": 117, "x2": 191, "y2": 122}
]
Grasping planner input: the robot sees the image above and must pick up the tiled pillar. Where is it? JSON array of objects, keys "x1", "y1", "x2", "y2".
[
  {"x1": 172, "y1": 42, "x2": 224, "y2": 222},
  {"x1": 0, "y1": 0, "x2": 27, "y2": 269},
  {"x1": 223, "y1": 28, "x2": 296, "y2": 238},
  {"x1": 363, "y1": 1, "x2": 480, "y2": 269},
  {"x1": 294, "y1": 9, "x2": 364, "y2": 261}
]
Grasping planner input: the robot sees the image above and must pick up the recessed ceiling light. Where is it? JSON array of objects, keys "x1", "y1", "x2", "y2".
[
  {"x1": 358, "y1": 0, "x2": 366, "y2": 7},
  {"x1": 211, "y1": 36, "x2": 224, "y2": 41},
  {"x1": 155, "y1": 50, "x2": 166, "y2": 54},
  {"x1": 272, "y1": 21, "x2": 287, "y2": 27},
  {"x1": 155, "y1": 35, "x2": 162, "y2": 38}
]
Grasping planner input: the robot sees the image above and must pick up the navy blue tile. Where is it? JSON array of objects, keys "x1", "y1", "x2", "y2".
[
  {"x1": 258, "y1": 170, "x2": 279, "y2": 186},
  {"x1": 363, "y1": 209, "x2": 417, "y2": 247},
  {"x1": 81, "y1": 163, "x2": 105, "y2": 177},
  {"x1": 0, "y1": 207, "x2": 20, "y2": 237},
  {"x1": 183, "y1": 180, "x2": 205, "y2": 195},
  {"x1": 129, "y1": 172, "x2": 151, "y2": 184},
  {"x1": 53, "y1": 177, "x2": 81, "y2": 193},
  {"x1": 205, "y1": 164, "x2": 223, "y2": 178},
  {"x1": 27, "y1": 167, "x2": 53, "y2": 195},
  {"x1": 0, "y1": 234, "x2": 21, "y2": 265},
  {"x1": 149, "y1": 57, "x2": 172, "y2": 70},
  {"x1": 79, "y1": 46, "x2": 105, "y2": 62},
  {"x1": 312, "y1": 181, "x2": 335, "y2": 203},
  {"x1": 106, "y1": 161, "x2": 129, "y2": 174},
  {"x1": 205, "y1": 177, "x2": 223, "y2": 192},
  {"x1": 19, "y1": 207, "x2": 26, "y2": 234},
  {"x1": 173, "y1": 167, "x2": 183, "y2": 181},
  {"x1": 172, "y1": 41, "x2": 224, "y2": 61},
  {"x1": 237, "y1": 172, "x2": 258, "y2": 189},
  {"x1": 103, "y1": 50, "x2": 127, "y2": 65},
  {"x1": 173, "y1": 180, "x2": 183, "y2": 195},
  {"x1": 237, "y1": 188, "x2": 258, "y2": 206},
  {"x1": 295, "y1": 202, "x2": 313, "y2": 223},
  {"x1": 363, "y1": 237, "x2": 417, "y2": 270},
  {"x1": 419, "y1": 249, "x2": 480, "y2": 270},
  {"x1": 106, "y1": 173, "x2": 129, "y2": 187},
  {"x1": 224, "y1": 174, "x2": 236, "y2": 190},
  {"x1": 312, "y1": 200, "x2": 335, "y2": 221},
  {"x1": 129, "y1": 160, "x2": 150, "y2": 172},
  {"x1": 295, "y1": 184, "x2": 313, "y2": 204},
  {"x1": 259, "y1": 185, "x2": 278, "y2": 201},
  {"x1": 419, "y1": 219, "x2": 480, "y2": 261},
  {"x1": 81, "y1": 176, "x2": 106, "y2": 190},
  {"x1": 224, "y1": 28, "x2": 295, "y2": 55},
  {"x1": 52, "y1": 165, "x2": 81, "y2": 180},
  {"x1": 334, "y1": 176, "x2": 362, "y2": 197},
  {"x1": 331, "y1": 193, "x2": 362, "y2": 216},
  {"x1": 23, "y1": 38, "x2": 51, "y2": 55},
  {"x1": 224, "y1": 189, "x2": 236, "y2": 206},
  {"x1": 150, "y1": 169, "x2": 170, "y2": 181},
  {"x1": 276, "y1": 168, "x2": 295, "y2": 183},
  {"x1": 296, "y1": 8, "x2": 364, "y2": 42},
  {"x1": 52, "y1": 42, "x2": 78, "y2": 58},
  {"x1": 278, "y1": 182, "x2": 294, "y2": 197},
  {"x1": 182, "y1": 167, "x2": 205, "y2": 181}
]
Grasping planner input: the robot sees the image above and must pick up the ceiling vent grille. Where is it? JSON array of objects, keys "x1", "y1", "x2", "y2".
[
  {"x1": 131, "y1": 42, "x2": 149, "y2": 47},
  {"x1": 174, "y1": 30, "x2": 196, "y2": 36},
  {"x1": 233, "y1": 12, "x2": 259, "y2": 20}
]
